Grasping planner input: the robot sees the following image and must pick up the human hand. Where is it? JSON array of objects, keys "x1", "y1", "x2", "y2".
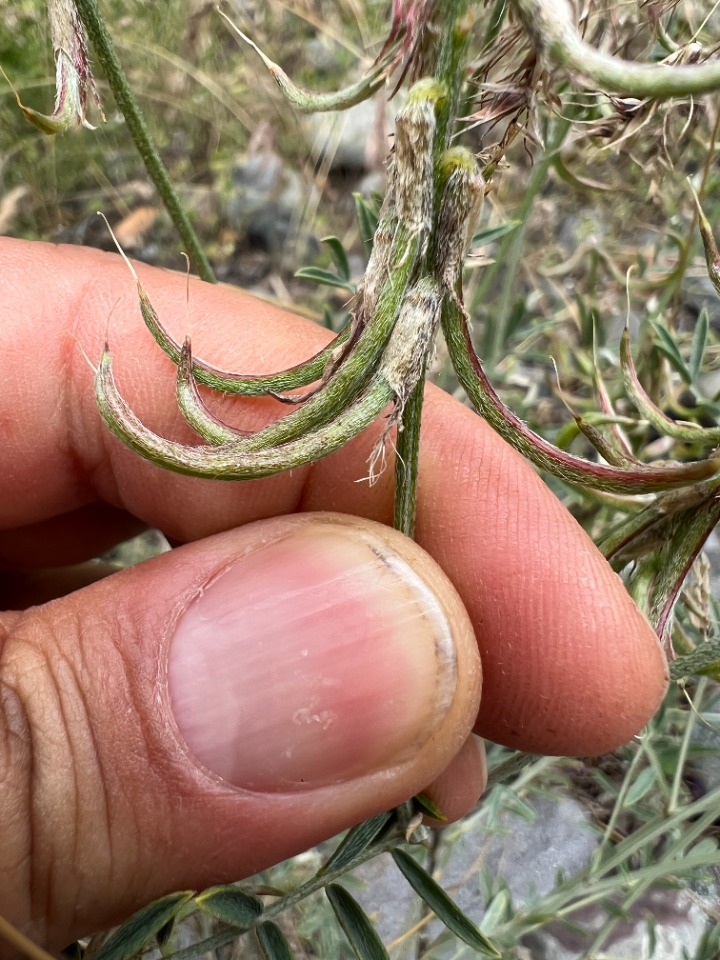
[{"x1": 0, "y1": 238, "x2": 667, "y2": 952}]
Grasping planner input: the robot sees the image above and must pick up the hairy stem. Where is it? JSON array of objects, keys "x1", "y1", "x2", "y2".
[
  {"x1": 391, "y1": 0, "x2": 472, "y2": 540},
  {"x1": 393, "y1": 378, "x2": 426, "y2": 537},
  {"x1": 74, "y1": 0, "x2": 216, "y2": 283}
]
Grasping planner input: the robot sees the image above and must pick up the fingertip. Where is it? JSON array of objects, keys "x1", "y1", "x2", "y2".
[
  {"x1": 399, "y1": 395, "x2": 669, "y2": 757},
  {"x1": 470, "y1": 503, "x2": 669, "y2": 755},
  {"x1": 421, "y1": 734, "x2": 487, "y2": 825}
]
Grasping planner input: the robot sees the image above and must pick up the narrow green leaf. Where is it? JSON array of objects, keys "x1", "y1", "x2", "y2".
[
  {"x1": 624, "y1": 766, "x2": 657, "y2": 806},
  {"x1": 392, "y1": 850, "x2": 501, "y2": 958},
  {"x1": 354, "y1": 193, "x2": 379, "y2": 249},
  {"x1": 96, "y1": 892, "x2": 194, "y2": 960},
  {"x1": 326, "y1": 884, "x2": 389, "y2": 960},
  {"x1": 690, "y1": 307, "x2": 709, "y2": 382},
  {"x1": 294, "y1": 266, "x2": 355, "y2": 292},
  {"x1": 195, "y1": 885, "x2": 264, "y2": 929},
  {"x1": 483, "y1": 0, "x2": 508, "y2": 46},
  {"x1": 321, "y1": 306, "x2": 336, "y2": 330},
  {"x1": 505, "y1": 299, "x2": 528, "y2": 345},
  {"x1": 321, "y1": 236, "x2": 351, "y2": 282},
  {"x1": 471, "y1": 221, "x2": 519, "y2": 246},
  {"x1": 691, "y1": 837, "x2": 719, "y2": 857},
  {"x1": 648, "y1": 318, "x2": 691, "y2": 383},
  {"x1": 256, "y1": 922, "x2": 295, "y2": 960},
  {"x1": 319, "y1": 812, "x2": 392, "y2": 876},
  {"x1": 413, "y1": 793, "x2": 447, "y2": 821},
  {"x1": 481, "y1": 889, "x2": 511, "y2": 932},
  {"x1": 601, "y1": 897, "x2": 631, "y2": 920}
]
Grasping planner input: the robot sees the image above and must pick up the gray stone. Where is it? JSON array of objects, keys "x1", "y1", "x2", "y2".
[
  {"x1": 352, "y1": 852, "x2": 428, "y2": 960},
  {"x1": 348, "y1": 789, "x2": 714, "y2": 959},
  {"x1": 306, "y1": 97, "x2": 391, "y2": 175},
  {"x1": 227, "y1": 151, "x2": 308, "y2": 256}
]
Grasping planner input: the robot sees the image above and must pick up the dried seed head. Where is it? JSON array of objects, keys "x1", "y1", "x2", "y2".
[
  {"x1": 16, "y1": 0, "x2": 104, "y2": 133},
  {"x1": 393, "y1": 79, "x2": 447, "y2": 236},
  {"x1": 433, "y1": 147, "x2": 484, "y2": 291},
  {"x1": 379, "y1": 0, "x2": 439, "y2": 85},
  {"x1": 381, "y1": 276, "x2": 443, "y2": 410},
  {"x1": 359, "y1": 217, "x2": 397, "y2": 323}
]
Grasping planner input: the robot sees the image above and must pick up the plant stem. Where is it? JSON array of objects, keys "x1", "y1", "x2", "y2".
[
  {"x1": 169, "y1": 836, "x2": 406, "y2": 960},
  {"x1": 434, "y1": 0, "x2": 471, "y2": 151},
  {"x1": 393, "y1": 378, "x2": 426, "y2": 537},
  {"x1": 73, "y1": 0, "x2": 216, "y2": 283},
  {"x1": 391, "y1": 0, "x2": 471, "y2": 540}
]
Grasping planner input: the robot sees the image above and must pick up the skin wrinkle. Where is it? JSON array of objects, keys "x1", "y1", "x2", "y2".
[
  {"x1": 5, "y1": 600, "x2": 153, "y2": 941},
  {"x1": 20, "y1": 630, "x2": 81, "y2": 938},
  {"x1": 46, "y1": 653, "x2": 83, "y2": 936},
  {"x1": 0, "y1": 676, "x2": 34, "y2": 940},
  {"x1": 58, "y1": 617, "x2": 115, "y2": 890}
]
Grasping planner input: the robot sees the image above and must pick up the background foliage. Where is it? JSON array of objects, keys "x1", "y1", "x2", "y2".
[{"x1": 4, "y1": 1, "x2": 720, "y2": 958}]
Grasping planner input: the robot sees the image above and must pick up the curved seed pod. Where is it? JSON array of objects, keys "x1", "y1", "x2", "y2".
[
  {"x1": 691, "y1": 186, "x2": 720, "y2": 296},
  {"x1": 137, "y1": 281, "x2": 347, "y2": 396},
  {"x1": 514, "y1": 0, "x2": 720, "y2": 97},
  {"x1": 442, "y1": 298, "x2": 720, "y2": 494},
  {"x1": 601, "y1": 479, "x2": 720, "y2": 565},
  {"x1": 176, "y1": 339, "x2": 250, "y2": 445},
  {"x1": 220, "y1": 13, "x2": 390, "y2": 113},
  {"x1": 620, "y1": 327, "x2": 720, "y2": 444},
  {"x1": 646, "y1": 496, "x2": 720, "y2": 649},
  {"x1": 96, "y1": 349, "x2": 394, "y2": 481},
  {"x1": 572, "y1": 415, "x2": 637, "y2": 469},
  {"x1": 232, "y1": 226, "x2": 424, "y2": 453}
]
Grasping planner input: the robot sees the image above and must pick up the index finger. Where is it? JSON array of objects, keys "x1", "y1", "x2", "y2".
[{"x1": 0, "y1": 237, "x2": 667, "y2": 754}]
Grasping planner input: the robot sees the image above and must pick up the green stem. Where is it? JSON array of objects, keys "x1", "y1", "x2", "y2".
[
  {"x1": 391, "y1": 0, "x2": 470, "y2": 540},
  {"x1": 74, "y1": 0, "x2": 216, "y2": 283},
  {"x1": 393, "y1": 377, "x2": 426, "y2": 537},
  {"x1": 434, "y1": 0, "x2": 471, "y2": 151}
]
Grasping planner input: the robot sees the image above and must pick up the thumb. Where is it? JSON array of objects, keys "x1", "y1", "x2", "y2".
[{"x1": 0, "y1": 513, "x2": 481, "y2": 951}]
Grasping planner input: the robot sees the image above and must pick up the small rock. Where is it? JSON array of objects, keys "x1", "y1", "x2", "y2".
[
  {"x1": 306, "y1": 96, "x2": 392, "y2": 175},
  {"x1": 227, "y1": 150, "x2": 307, "y2": 255}
]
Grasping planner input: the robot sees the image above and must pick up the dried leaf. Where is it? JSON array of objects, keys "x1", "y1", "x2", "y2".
[{"x1": 13, "y1": 0, "x2": 103, "y2": 133}]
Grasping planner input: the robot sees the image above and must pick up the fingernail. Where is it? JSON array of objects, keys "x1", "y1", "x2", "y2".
[{"x1": 167, "y1": 523, "x2": 458, "y2": 792}]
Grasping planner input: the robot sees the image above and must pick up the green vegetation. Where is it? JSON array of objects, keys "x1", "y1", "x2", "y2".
[{"x1": 4, "y1": 1, "x2": 720, "y2": 956}]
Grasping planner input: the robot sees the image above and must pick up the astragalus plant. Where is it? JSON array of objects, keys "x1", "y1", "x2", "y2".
[{"x1": 22, "y1": 0, "x2": 720, "y2": 956}]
